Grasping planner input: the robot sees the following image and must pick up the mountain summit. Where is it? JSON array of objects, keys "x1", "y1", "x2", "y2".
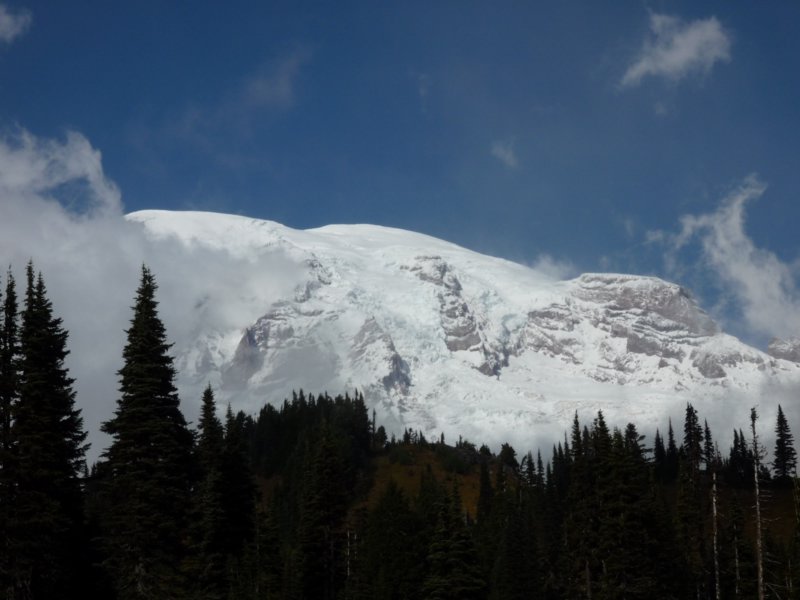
[{"x1": 127, "y1": 210, "x2": 800, "y2": 449}]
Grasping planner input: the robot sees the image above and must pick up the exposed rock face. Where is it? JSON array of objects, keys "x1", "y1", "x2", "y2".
[
  {"x1": 403, "y1": 256, "x2": 507, "y2": 376},
  {"x1": 350, "y1": 317, "x2": 411, "y2": 394},
  {"x1": 768, "y1": 338, "x2": 800, "y2": 363},
  {"x1": 511, "y1": 274, "x2": 748, "y2": 384}
]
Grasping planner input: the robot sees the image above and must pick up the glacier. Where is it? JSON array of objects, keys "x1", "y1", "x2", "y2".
[{"x1": 126, "y1": 209, "x2": 800, "y2": 452}]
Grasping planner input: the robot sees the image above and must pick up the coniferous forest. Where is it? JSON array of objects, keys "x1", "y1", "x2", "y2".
[{"x1": 2, "y1": 264, "x2": 800, "y2": 599}]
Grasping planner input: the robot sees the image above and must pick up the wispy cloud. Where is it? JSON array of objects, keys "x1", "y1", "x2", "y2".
[
  {"x1": 530, "y1": 254, "x2": 577, "y2": 280},
  {"x1": 490, "y1": 138, "x2": 518, "y2": 169},
  {"x1": 240, "y1": 48, "x2": 311, "y2": 112},
  {"x1": 409, "y1": 71, "x2": 431, "y2": 113},
  {"x1": 621, "y1": 13, "x2": 731, "y2": 88},
  {"x1": 146, "y1": 47, "x2": 312, "y2": 163},
  {"x1": 0, "y1": 3, "x2": 31, "y2": 44},
  {"x1": 648, "y1": 175, "x2": 800, "y2": 341}
]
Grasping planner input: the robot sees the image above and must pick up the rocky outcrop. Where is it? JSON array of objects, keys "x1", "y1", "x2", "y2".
[
  {"x1": 404, "y1": 256, "x2": 507, "y2": 376},
  {"x1": 768, "y1": 338, "x2": 800, "y2": 363},
  {"x1": 350, "y1": 317, "x2": 411, "y2": 394}
]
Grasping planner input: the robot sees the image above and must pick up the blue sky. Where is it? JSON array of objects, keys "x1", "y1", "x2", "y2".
[{"x1": 1, "y1": 1, "x2": 800, "y2": 347}]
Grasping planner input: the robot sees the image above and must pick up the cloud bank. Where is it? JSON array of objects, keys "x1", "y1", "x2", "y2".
[
  {"x1": 0, "y1": 128, "x2": 303, "y2": 461},
  {"x1": 0, "y1": 3, "x2": 30, "y2": 44},
  {"x1": 622, "y1": 13, "x2": 731, "y2": 87},
  {"x1": 649, "y1": 175, "x2": 800, "y2": 342}
]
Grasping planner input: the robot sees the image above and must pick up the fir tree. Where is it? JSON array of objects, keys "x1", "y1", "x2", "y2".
[
  {"x1": 683, "y1": 402, "x2": 704, "y2": 476},
  {"x1": 422, "y1": 490, "x2": 486, "y2": 600},
  {"x1": 704, "y1": 419, "x2": 716, "y2": 471},
  {"x1": 773, "y1": 404, "x2": 797, "y2": 482},
  {"x1": 653, "y1": 428, "x2": 666, "y2": 481},
  {"x1": 358, "y1": 479, "x2": 423, "y2": 599},
  {"x1": 100, "y1": 265, "x2": 195, "y2": 599},
  {"x1": 476, "y1": 461, "x2": 493, "y2": 524},
  {"x1": 294, "y1": 426, "x2": 347, "y2": 600},
  {"x1": 221, "y1": 405, "x2": 256, "y2": 557},
  {"x1": 664, "y1": 419, "x2": 680, "y2": 482},
  {"x1": 0, "y1": 270, "x2": 18, "y2": 596},
  {"x1": 10, "y1": 264, "x2": 88, "y2": 598},
  {"x1": 191, "y1": 385, "x2": 228, "y2": 599}
]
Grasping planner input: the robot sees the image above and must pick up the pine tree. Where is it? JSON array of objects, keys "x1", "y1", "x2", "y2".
[
  {"x1": 10, "y1": 264, "x2": 89, "y2": 598},
  {"x1": 773, "y1": 404, "x2": 797, "y2": 483},
  {"x1": 100, "y1": 265, "x2": 195, "y2": 599}
]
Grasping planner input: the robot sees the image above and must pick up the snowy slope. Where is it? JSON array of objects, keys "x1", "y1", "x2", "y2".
[{"x1": 127, "y1": 210, "x2": 800, "y2": 450}]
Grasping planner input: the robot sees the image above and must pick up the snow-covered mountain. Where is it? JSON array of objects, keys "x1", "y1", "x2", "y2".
[{"x1": 127, "y1": 210, "x2": 800, "y2": 450}]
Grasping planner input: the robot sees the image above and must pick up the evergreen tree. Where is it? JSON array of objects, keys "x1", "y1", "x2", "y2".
[
  {"x1": 0, "y1": 270, "x2": 19, "y2": 596},
  {"x1": 726, "y1": 428, "x2": 754, "y2": 487},
  {"x1": 683, "y1": 402, "x2": 704, "y2": 476},
  {"x1": 9, "y1": 264, "x2": 88, "y2": 598},
  {"x1": 294, "y1": 426, "x2": 347, "y2": 600},
  {"x1": 653, "y1": 428, "x2": 666, "y2": 481},
  {"x1": 751, "y1": 407, "x2": 765, "y2": 600},
  {"x1": 422, "y1": 490, "x2": 485, "y2": 600},
  {"x1": 773, "y1": 404, "x2": 797, "y2": 482},
  {"x1": 191, "y1": 385, "x2": 228, "y2": 599},
  {"x1": 476, "y1": 460, "x2": 493, "y2": 524},
  {"x1": 100, "y1": 266, "x2": 195, "y2": 599},
  {"x1": 254, "y1": 504, "x2": 283, "y2": 600},
  {"x1": 704, "y1": 419, "x2": 715, "y2": 471},
  {"x1": 220, "y1": 404, "x2": 257, "y2": 592},
  {"x1": 357, "y1": 479, "x2": 423, "y2": 599},
  {"x1": 664, "y1": 419, "x2": 679, "y2": 482}
]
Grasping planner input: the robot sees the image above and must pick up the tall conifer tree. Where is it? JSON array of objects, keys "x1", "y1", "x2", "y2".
[
  {"x1": 773, "y1": 404, "x2": 797, "y2": 482},
  {"x1": 100, "y1": 265, "x2": 194, "y2": 599},
  {"x1": 0, "y1": 270, "x2": 19, "y2": 596},
  {"x1": 191, "y1": 385, "x2": 227, "y2": 599},
  {"x1": 10, "y1": 263, "x2": 88, "y2": 597},
  {"x1": 683, "y1": 403, "x2": 704, "y2": 475}
]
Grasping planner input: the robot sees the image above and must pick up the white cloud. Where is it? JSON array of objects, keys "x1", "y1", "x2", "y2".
[
  {"x1": 490, "y1": 138, "x2": 518, "y2": 169},
  {"x1": 0, "y1": 128, "x2": 303, "y2": 461},
  {"x1": 649, "y1": 175, "x2": 800, "y2": 340},
  {"x1": 622, "y1": 13, "x2": 731, "y2": 87},
  {"x1": 530, "y1": 254, "x2": 577, "y2": 280},
  {"x1": 0, "y1": 3, "x2": 31, "y2": 44},
  {"x1": 0, "y1": 129, "x2": 121, "y2": 214}
]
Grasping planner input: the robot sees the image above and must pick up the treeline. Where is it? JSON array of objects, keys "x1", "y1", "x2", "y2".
[{"x1": 1, "y1": 263, "x2": 800, "y2": 599}]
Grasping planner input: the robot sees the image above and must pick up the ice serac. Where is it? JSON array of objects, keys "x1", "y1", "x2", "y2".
[{"x1": 126, "y1": 210, "x2": 800, "y2": 451}]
